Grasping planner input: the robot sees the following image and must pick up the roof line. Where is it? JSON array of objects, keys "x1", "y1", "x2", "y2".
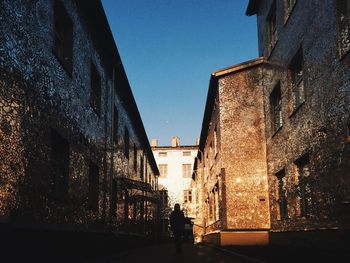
[{"x1": 212, "y1": 57, "x2": 265, "y2": 77}]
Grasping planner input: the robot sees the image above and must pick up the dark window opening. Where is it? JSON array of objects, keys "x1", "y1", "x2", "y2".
[
  {"x1": 88, "y1": 161, "x2": 99, "y2": 211},
  {"x1": 267, "y1": 1, "x2": 277, "y2": 54},
  {"x1": 290, "y1": 48, "x2": 305, "y2": 111},
  {"x1": 124, "y1": 190, "x2": 129, "y2": 222},
  {"x1": 140, "y1": 156, "x2": 144, "y2": 181},
  {"x1": 124, "y1": 128, "x2": 129, "y2": 158},
  {"x1": 337, "y1": 0, "x2": 350, "y2": 57},
  {"x1": 53, "y1": 0, "x2": 73, "y2": 75},
  {"x1": 113, "y1": 106, "x2": 118, "y2": 143},
  {"x1": 295, "y1": 154, "x2": 310, "y2": 217},
  {"x1": 270, "y1": 82, "x2": 283, "y2": 133},
  {"x1": 133, "y1": 144, "x2": 137, "y2": 171},
  {"x1": 50, "y1": 129, "x2": 70, "y2": 201},
  {"x1": 110, "y1": 179, "x2": 117, "y2": 216},
  {"x1": 90, "y1": 62, "x2": 101, "y2": 115},
  {"x1": 276, "y1": 169, "x2": 288, "y2": 219}
]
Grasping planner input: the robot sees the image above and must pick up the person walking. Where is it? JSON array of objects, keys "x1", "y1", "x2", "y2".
[{"x1": 169, "y1": 203, "x2": 185, "y2": 254}]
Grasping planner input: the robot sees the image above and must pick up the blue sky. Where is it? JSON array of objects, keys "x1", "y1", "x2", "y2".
[{"x1": 101, "y1": 0, "x2": 258, "y2": 146}]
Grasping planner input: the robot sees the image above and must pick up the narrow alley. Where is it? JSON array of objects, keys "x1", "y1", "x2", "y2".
[
  {"x1": 1, "y1": 1, "x2": 350, "y2": 263},
  {"x1": 88, "y1": 242, "x2": 262, "y2": 263}
]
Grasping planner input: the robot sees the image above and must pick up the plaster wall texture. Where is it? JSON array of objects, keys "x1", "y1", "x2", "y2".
[{"x1": 152, "y1": 145, "x2": 197, "y2": 212}]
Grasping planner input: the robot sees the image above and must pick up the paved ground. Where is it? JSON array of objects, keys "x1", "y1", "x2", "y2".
[
  {"x1": 87, "y1": 242, "x2": 264, "y2": 263},
  {"x1": 222, "y1": 244, "x2": 350, "y2": 263}
]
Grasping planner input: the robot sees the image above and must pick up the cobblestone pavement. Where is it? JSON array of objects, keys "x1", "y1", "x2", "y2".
[{"x1": 88, "y1": 242, "x2": 264, "y2": 263}]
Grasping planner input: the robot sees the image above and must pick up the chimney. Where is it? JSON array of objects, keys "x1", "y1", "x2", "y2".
[
  {"x1": 196, "y1": 138, "x2": 200, "y2": 145},
  {"x1": 171, "y1": 136, "x2": 180, "y2": 147},
  {"x1": 151, "y1": 139, "x2": 158, "y2": 147}
]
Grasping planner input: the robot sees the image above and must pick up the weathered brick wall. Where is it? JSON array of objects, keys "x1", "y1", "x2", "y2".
[
  {"x1": 0, "y1": 0, "x2": 158, "y2": 232},
  {"x1": 202, "y1": 86, "x2": 224, "y2": 233},
  {"x1": 219, "y1": 66, "x2": 270, "y2": 230},
  {"x1": 255, "y1": 0, "x2": 350, "y2": 232}
]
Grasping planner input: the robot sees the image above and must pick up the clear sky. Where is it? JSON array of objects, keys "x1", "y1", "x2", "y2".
[{"x1": 101, "y1": 0, "x2": 258, "y2": 146}]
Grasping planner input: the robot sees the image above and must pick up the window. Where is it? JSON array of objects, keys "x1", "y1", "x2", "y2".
[
  {"x1": 90, "y1": 62, "x2": 101, "y2": 115},
  {"x1": 337, "y1": 0, "x2": 350, "y2": 57},
  {"x1": 276, "y1": 169, "x2": 288, "y2": 219},
  {"x1": 124, "y1": 128, "x2": 129, "y2": 158},
  {"x1": 53, "y1": 0, "x2": 73, "y2": 75},
  {"x1": 110, "y1": 179, "x2": 117, "y2": 216},
  {"x1": 159, "y1": 164, "x2": 168, "y2": 178},
  {"x1": 284, "y1": 0, "x2": 297, "y2": 22},
  {"x1": 183, "y1": 151, "x2": 191, "y2": 156},
  {"x1": 133, "y1": 144, "x2": 137, "y2": 171},
  {"x1": 50, "y1": 129, "x2": 69, "y2": 201},
  {"x1": 209, "y1": 144, "x2": 213, "y2": 168},
  {"x1": 184, "y1": 190, "x2": 192, "y2": 203},
  {"x1": 144, "y1": 158, "x2": 148, "y2": 181},
  {"x1": 140, "y1": 156, "x2": 144, "y2": 180},
  {"x1": 88, "y1": 161, "x2": 99, "y2": 211},
  {"x1": 212, "y1": 184, "x2": 220, "y2": 221},
  {"x1": 294, "y1": 154, "x2": 310, "y2": 217},
  {"x1": 113, "y1": 106, "x2": 118, "y2": 143},
  {"x1": 267, "y1": 1, "x2": 277, "y2": 54},
  {"x1": 290, "y1": 48, "x2": 305, "y2": 112},
  {"x1": 159, "y1": 152, "x2": 167, "y2": 157},
  {"x1": 182, "y1": 164, "x2": 192, "y2": 178},
  {"x1": 270, "y1": 83, "x2": 283, "y2": 133},
  {"x1": 214, "y1": 126, "x2": 218, "y2": 156}
]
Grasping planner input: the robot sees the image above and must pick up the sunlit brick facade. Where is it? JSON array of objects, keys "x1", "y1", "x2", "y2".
[
  {"x1": 0, "y1": 0, "x2": 159, "y2": 237},
  {"x1": 193, "y1": 0, "x2": 350, "y2": 246},
  {"x1": 193, "y1": 58, "x2": 270, "y2": 245}
]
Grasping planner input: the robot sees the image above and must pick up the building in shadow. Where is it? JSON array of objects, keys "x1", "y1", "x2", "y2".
[
  {"x1": 193, "y1": 0, "x2": 350, "y2": 246},
  {"x1": 0, "y1": 0, "x2": 160, "y2": 240}
]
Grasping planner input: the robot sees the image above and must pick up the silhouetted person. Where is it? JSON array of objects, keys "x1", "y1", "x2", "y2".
[{"x1": 170, "y1": 203, "x2": 185, "y2": 254}]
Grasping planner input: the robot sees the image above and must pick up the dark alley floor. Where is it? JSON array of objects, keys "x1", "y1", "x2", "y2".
[{"x1": 87, "y1": 242, "x2": 263, "y2": 263}]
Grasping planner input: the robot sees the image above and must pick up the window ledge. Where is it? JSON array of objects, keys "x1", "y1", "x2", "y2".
[
  {"x1": 271, "y1": 125, "x2": 283, "y2": 138},
  {"x1": 277, "y1": 217, "x2": 290, "y2": 221},
  {"x1": 339, "y1": 48, "x2": 350, "y2": 62},
  {"x1": 289, "y1": 101, "x2": 305, "y2": 118},
  {"x1": 90, "y1": 104, "x2": 101, "y2": 117},
  {"x1": 206, "y1": 219, "x2": 220, "y2": 227},
  {"x1": 52, "y1": 49, "x2": 73, "y2": 78},
  {"x1": 267, "y1": 39, "x2": 278, "y2": 59},
  {"x1": 283, "y1": 4, "x2": 297, "y2": 25}
]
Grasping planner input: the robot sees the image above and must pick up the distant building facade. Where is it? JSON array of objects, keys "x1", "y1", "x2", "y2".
[
  {"x1": 0, "y1": 0, "x2": 159, "y2": 237},
  {"x1": 151, "y1": 137, "x2": 197, "y2": 217},
  {"x1": 193, "y1": 0, "x2": 350, "y2": 246}
]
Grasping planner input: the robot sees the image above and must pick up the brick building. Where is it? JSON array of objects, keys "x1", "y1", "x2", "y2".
[
  {"x1": 193, "y1": 0, "x2": 350, "y2": 246},
  {"x1": 0, "y1": 0, "x2": 159, "y2": 238},
  {"x1": 193, "y1": 58, "x2": 270, "y2": 245}
]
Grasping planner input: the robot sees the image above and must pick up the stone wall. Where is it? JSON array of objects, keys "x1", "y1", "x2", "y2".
[
  {"x1": 218, "y1": 65, "x2": 270, "y2": 231},
  {"x1": 0, "y1": 0, "x2": 158, "y2": 233},
  {"x1": 253, "y1": 0, "x2": 350, "y2": 232}
]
